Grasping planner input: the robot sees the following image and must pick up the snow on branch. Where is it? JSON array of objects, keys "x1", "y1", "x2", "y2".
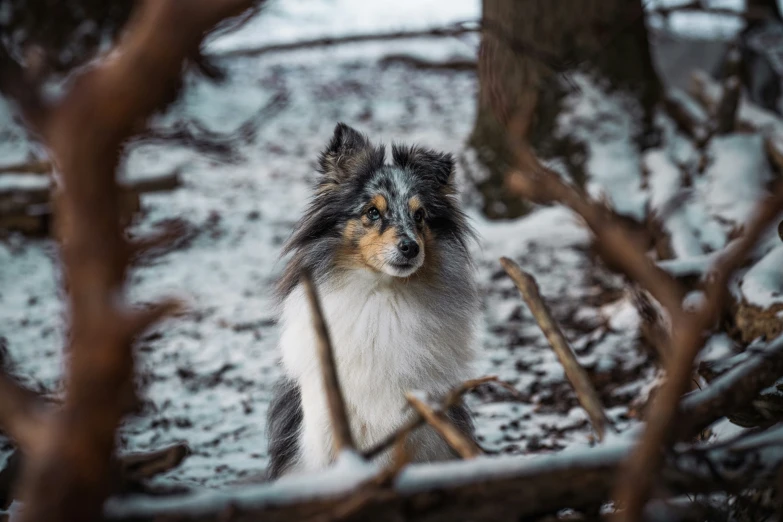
[
  {"x1": 503, "y1": 106, "x2": 783, "y2": 521},
  {"x1": 103, "y1": 418, "x2": 783, "y2": 521}
]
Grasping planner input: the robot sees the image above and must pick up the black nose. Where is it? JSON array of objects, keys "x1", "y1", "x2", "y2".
[{"x1": 397, "y1": 238, "x2": 420, "y2": 259}]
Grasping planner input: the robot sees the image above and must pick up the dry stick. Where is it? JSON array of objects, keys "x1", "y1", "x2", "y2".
[
  {"x1": 300, "y1": 271, "x2": 356, "y2": 455},
  {"x1": 506, "y1": 147, "x2": 685, "y2": 317},
  {"x1": 500, "y1": 257, "x2": 610, "y2": 441},
  {"x1": 362, "y1": 375, "x2": 516, "y2": 460},
  {"x1": 0, "y1": 159, "x2": 51, "y2": 176},
  {"x1": 650, "y1": 1, "x2": 769, "y2": 20},
  {"x1": 405, "y1": 392, "x2": 482, "y2": 459},
  {"x1": 613, "y1": 189, "x2": 783, "y2": 522},
  {"x1": 678, "y1": 335, "x2": 783, "y2": 439},
  {"x1": 0, "y1": 375, "x2": 47, "y2": 454},
  {"x1": 307, "y1": 434, "x2": 412, "y2": 522},
  {"x1": 215, "y1": 22, "x2": 479, "y2": 58}
]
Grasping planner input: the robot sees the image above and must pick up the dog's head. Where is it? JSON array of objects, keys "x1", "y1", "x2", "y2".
[{"x1": 283, "y1": 123, "x2": 471, "y2": 282}]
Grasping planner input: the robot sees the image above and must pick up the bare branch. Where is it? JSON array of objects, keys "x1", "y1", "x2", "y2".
[
  {"x1": 119, "y1": 443, "x2": 191, "y2": 483},
  {"x1": 300, "y1": 271, "x2": 355, "y2": 455},
  {"x1": 678, "y1": 335, "x2": 783, "y2": 438},
  {"x1": 362, "y1": 375, "x2": 515, "y2": 460},
  {"x1": 405, "y1": 392, "x2": 482, "y2": 459},
  {"x1": 0, "y1": 374, "x2": 48, "y2": 453},
  {"x1": 214, "y1": 22, "x2": 478, "y2": 58},
  {"x1": 505, "y1": 145, "x2": 685, "y2": 315},
  {"x1": 500, "y1": 257, "x2": 610, "y2": 441},
  {"x1": 504, "y1": 108, "x2": 783, "y2": 520},
  {"x1": 614, "y1": 188, "x2": 783, "y2": 521},
  {"x1": 106, "y1": 426, "x2": 783, "y2": 521},
  {"x1": 9, "y1": 1, "x2": 258, "y2": 521}
]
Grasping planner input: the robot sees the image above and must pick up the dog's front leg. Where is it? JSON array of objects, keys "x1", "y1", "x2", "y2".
[{"x1": 296, "y1": 378, "x2": 336, "y2": 472}]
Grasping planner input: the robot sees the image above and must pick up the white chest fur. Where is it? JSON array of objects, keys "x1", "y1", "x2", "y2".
[{"x1": 277, "y1": 269, "x2": 478, "y2": 472}]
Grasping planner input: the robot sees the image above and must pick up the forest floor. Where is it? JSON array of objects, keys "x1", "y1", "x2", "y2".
[{"x1": 0, "y1": 0, "x2": 778, "y2": 489}]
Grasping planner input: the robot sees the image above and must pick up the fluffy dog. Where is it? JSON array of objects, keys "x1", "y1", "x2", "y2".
[{"x1": 267, "y1": 123, "x2": 479, "y2": 478}]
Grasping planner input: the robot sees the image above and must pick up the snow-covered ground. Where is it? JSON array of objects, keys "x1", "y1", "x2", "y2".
[{"x1": 0, "y1": 0, "x2": 779, "y2": 490}]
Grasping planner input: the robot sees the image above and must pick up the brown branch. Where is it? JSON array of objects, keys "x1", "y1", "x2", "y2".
[
  {"x1": 0, "y1": 374, "x2": 47, "y2": 453},
  {"x1": 405, "y1": 392, "x2": 482, "y2": 459},
  {"x1": 106, "y1": 428, "x2": 783, "y2": 521},
  {"x1": 613, "y1": 188, "x2": 783, "y2": 521},
  {"x1": 300, "y1": 271, "x2": 355, "y2": 455},
  {"x1": 678, "y1": 335, "x2": 783, "y2": 438},
  {"x1": 505, "y1": 152, "x2": 685, "y2": 316},
  {"x1": 650, "y1": 2, "x2": 769, "y2": 20},
  {"x1": 766, "y1": 134, "x2": 783, "y2": 172},
  {"x1": 119, "y1": 443, "x2": 191, "y2": 483},
  {"x1": 500, "y1": 257, "x2": 610, "y2": 441},
  {"x1": 362, "y1": 375, "x2": 517, "y2": 460},
  {"x1": 714, "y1": 47, "x2": 742, "y2": 135},
  {"x1": 214, "y1": 22, "x2": 479, "y2": 58},
  {"x1": 129, "y1": 218, "x2": 198, "y2": 264},
  {"x1": 662, "y1": 90, "x2": 710, "y2": 147},
  {"x1": 379, "y1": 54, "x2": 476, "y2": 71},
  {"x1": 504, "y1": 108, "x2": 783, "y2": 520}
]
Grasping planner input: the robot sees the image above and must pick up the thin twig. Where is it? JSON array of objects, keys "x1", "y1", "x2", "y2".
[
  {"x1": 300, "y1": 271, "x2": 355, "y2": 455},
  {"x1": 215, "y1": 22, "x2": 479, "y2": 58},
  {"x1": 362, "y1": 375, "x2": 518, "y2": 460},
  {"x1": 406, "y1": 392, "x2": 482, "y2": 459},
  {"x1": 500, "y1": 257, "x2": 610, "y2": 441},
  {"x1": 0, "y1": 375, "x2": 47, "y2": 453}
]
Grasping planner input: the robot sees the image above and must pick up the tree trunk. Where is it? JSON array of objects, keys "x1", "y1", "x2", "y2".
[{"x1": 469, "y1": 0, "x2": 660, "y2": 219}]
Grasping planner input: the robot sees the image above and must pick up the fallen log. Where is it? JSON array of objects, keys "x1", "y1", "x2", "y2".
[
  {"x1": 0, "y1": 171, "x2": 181, "y2": 235},
  {"x1": 103, "y1": 426, "x2": 783, "y2": 522}
]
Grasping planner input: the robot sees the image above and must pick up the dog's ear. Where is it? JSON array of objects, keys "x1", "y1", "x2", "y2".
[
  {"x1": 318, "y1": 123, "x2": 380, "y2": 184},
  {"x1": 391, "y1": 144, "x2": 454, "y2": 185}
]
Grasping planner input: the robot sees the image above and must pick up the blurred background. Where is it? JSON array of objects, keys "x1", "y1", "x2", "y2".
[{"x1": 1, "y1": 0, "x2": 782, "y2": 496}]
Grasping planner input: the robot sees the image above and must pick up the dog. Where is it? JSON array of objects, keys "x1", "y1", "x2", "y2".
[{"x1": 266, "y1": 123, "x2": 480, "y2": 478}]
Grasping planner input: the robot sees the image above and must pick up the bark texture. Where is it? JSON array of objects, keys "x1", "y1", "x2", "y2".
[{"x1": 470, "y1": 0, "x2": 660, "y2": 219}]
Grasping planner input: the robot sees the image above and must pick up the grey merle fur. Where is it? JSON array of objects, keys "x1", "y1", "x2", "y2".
[
  {"x1": 276, "y1": 122, "x2": 474, "y2": 297},
  {"x1": 267, "y1": 123, "x2": 477, "y2": 479}
]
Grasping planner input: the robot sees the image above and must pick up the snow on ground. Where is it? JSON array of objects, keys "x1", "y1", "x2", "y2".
[
  {"x1": 0, "y1": 0, "x2": 774, "y2": 491},
  {"x1": 0, "y1": 56, "x2": 653, "y2": 488}
]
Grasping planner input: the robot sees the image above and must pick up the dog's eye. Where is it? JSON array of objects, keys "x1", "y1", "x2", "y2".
[
  {"x1": 367, "y1": 207, "x2": 381, "y2": 221},
  {"x1": 413, "y1": 209, "x2": 424, "y2": 223}
]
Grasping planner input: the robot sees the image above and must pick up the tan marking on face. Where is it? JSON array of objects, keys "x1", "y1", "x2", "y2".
[
  {"x1": 337, "y1": 218, "x2": 399, "y2": 272},
  {"x1": 370, "y1": 194, "x2": 388, "y2": 214},
  {"x1": 358, "y1": 226, "x2": 399, "y2": 271},
  {"x1": 408, "y1": 195, "x2": 423, "y2": 214},
  {"x1": 336, "y1": 219, "x2": 364, "y2": 270},
  {"x1": 338, "y1": 210, "x2": 436, "y2": 277}
]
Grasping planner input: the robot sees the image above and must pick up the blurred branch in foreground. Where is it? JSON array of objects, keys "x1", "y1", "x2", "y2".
[{"x1": 0, "y1": 0, "x2": 257, "y2": 520}]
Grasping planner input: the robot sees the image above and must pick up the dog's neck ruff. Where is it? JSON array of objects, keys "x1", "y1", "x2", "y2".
[{"x1": 277, "y1": 266, "x2": 478, "y2": 472}]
